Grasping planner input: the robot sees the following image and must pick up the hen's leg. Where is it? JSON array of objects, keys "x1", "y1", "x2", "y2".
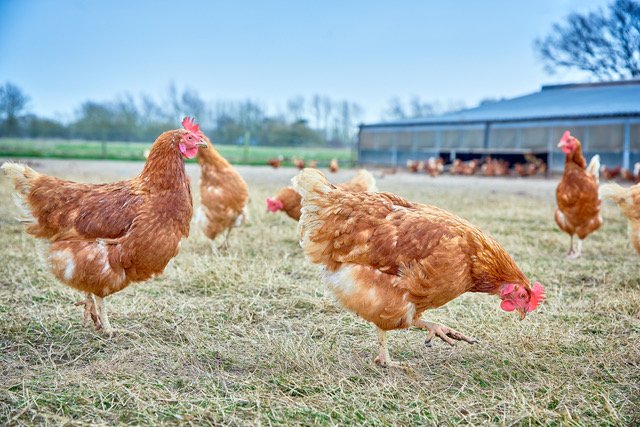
[
  {"x1": 217, "y1": 228, "x2": 232, "y2": 251},
  {"x1": 95, "y1": 296, "x2": 115, "y2": 338},
  {"x1": 414, "y1": 319, "x2": 476, "y2": 346},
  {"x1": 574, "y1": 238, "x2": 583, "y2": 258},
  {"x1": 373, "y1": 328, "x2": 395, "y2": 367},
  {"x1": 567, "y1": 237, "x2": 582, "y2": 259},
  {"x1": 74, "y1": 293, "x2": 101, "y2": 329},
  {"x1": 373, "y1": 329, "x2": 409, "y2": 369},
  {"x1": 566, "y1": 235, "x2": 575, "y2": 257}
]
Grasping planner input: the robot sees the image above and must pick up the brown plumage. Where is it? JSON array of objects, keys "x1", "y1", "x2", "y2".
[
  {"x1": 621, "y1": 162, "x2": 640, "y2": 183},
  {"x1": 293, "y1": 168, "x2": 543, "y2": 367},
  {"x1": 268, "y1": 156, "x2": 283, "y2": 168},
  {"x1": 293, "y1": 158, "x2": 305, "y2": 169},
  {"x1": 600, "y1": 165, "x2": 622, "y2": 181},
  {"x1": 196, "y1": 136, "x2": 249, "y2": 250},
  {"x1": 269, "y1": 187, "x2": 303, "y2": 221},
  {"x1": 406, "y1": 160, "x2": 423, "y2": 173},
  {"x1": 555, "y1": 132, "x2": 602, "y2": 258},
  {"x1": 450, "y1": 159, "x2": 478, "y2": 176},
  {"x1": 600, "y1": 183, "x2": 640, "y2": 254},
  {"x1": 425, "y1": 157, "x2": 444, "y2": 177},
  {"x1": 1, "y1": 123, "x2": 206, "y2": 336},
  {"x1": 267, "y1": 169, "x2": 377, "y2": 221},
  {"x1": 329, "y1": 158, "x2": 339, "y2": 173},
  {"x1": 481, "y1": 157, "x2": 510, "y2": 176},
  {"x1": 514, "y1": 154, "x2": 546, "y2": 177}
]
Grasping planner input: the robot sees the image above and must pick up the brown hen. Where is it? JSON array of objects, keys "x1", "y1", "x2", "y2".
[
  {"x1": 1, "y1": 118, "x2": 206, "y2": 336},
  {"x1": 267, "y1": 169, "x2": 377, "y2": 221},
  {"x1": 196, "y1": 136, "x2": 249, "y2": 250},
  {"x1": 293, "y1": 168, "x2": 544, "y2": 367},
  {"x1": 555, "y1": 131, "x2": 602, "y2": 258}
]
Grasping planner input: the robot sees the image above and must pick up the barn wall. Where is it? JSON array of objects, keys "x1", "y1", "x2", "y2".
[{"x1": 358, "y1": 118, "x2": 640, "y2": 171}]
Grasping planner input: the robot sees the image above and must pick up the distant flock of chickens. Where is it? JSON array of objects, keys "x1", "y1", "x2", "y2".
[
  {"x1": 404, "y1": 155, "x2": 546, "y2": 177},
  {"x1": 2, "y1": 120, "x2": 638, "y2": 367},
  {"x1": 267, "y1": 156, "x2": 340, "y2": 173},
  {"x1": 403, "y1": 154, "x2": 640, "y2": 182}
]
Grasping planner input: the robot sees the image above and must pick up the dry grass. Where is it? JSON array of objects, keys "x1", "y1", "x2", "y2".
[{"x1": 0, "y1": 159, "x2": 639, "y2": 426}]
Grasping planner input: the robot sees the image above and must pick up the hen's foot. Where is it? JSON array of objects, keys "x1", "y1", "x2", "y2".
[
  {"x1": 74, "y1": 295, "x2": 101, "y2": 330},
  {"x1": 566, "y1": 238, "x2": 582, "y2": 259},
  {"x1": 415, "y1": 321, "x2": 476, "y2": 347},
  {"x1": 373, "y1": 354, "x2": 410, "y2": 370},
  {"x1": 99, "y1": 327, "x2": 140, "y2": 339}
]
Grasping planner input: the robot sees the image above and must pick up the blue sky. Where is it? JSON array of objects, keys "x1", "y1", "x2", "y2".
[{"x1": 0, "y1": 0, "x2": 610, "y2": 122}]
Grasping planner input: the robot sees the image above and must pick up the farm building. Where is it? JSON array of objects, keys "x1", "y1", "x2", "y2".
[{"x1": 358, "y1": 80, "x2": 640, "y2": 172}]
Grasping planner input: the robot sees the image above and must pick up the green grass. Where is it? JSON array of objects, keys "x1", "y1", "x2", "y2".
[
  {"x1": 0, "y1": 138, "x2": 352, "y2": 166},
  {"x1": 0, "y1": 162, "x2": 639, "y2": 425}
]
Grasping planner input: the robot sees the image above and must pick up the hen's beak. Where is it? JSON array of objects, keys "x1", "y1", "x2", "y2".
[
  {"x1": 557, "y1": 141, "x2": 565, "y2": 148},
  {"x1": 197, "y1": 140, "x2": 208, "y2": 148},
  {"x1": 517, "y1": 308, "x2": 526, "y2": 320}
]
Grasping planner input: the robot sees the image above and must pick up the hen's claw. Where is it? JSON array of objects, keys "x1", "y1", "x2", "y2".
[
  {"x1": 417, "y1": 321, "x2": 476, "y2": 347},
  {"x1": 566, "y1": 250, "x2": 581, "y2": 259},
  {"x1": 74, "y1": 296, "x2": 101, "y2": 330},
  {"x1": 100, "y1": 328, "x2": 140, "y2": 339},
  {"x1": 374, "y1": 355, "x2": 410, "y2": 370}
]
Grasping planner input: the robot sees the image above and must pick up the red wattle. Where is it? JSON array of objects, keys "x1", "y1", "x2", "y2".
[
  {"x1": 179, "y1": 143, "x2": 198, "y2": 159},
  {"x1": 500, "y1": 300, "x2": 516, "y2": 312}
]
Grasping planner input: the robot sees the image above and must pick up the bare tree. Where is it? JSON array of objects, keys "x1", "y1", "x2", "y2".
[
  {"x1": 181, "y1": 88, "x2": 207, "y2": 124},
  {"x1": 0, "y1": 82, "x2": 30, "y2": 135},
  {"x1": 383, "y1": 97, "x2": 407, "y2": 120},
  {"x1": 410, "y1": 96, "x2": 438, "y2": 118},
  {"x1": 535, "y1": 0, "x2": 640, "y2": 79},
  {"x1": 311, "y1": 95, "x2": 322, "y2": 129},
  {"x1": 321, "y1": 97, "x2": 333, "y2": 141},
  {"x1": 286, "y1": 96, "x2": 305, "y2": 122}
]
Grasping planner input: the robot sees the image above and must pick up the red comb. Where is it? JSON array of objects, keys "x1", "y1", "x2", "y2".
[
  {"x1": 266, "y1": 197, "x2": 284, "y2": 212},
  {"x1": 182, "y1": 116, "x2": 200, "y2": 134},
  {"x1": 527, "y1": 282, "x2": 545, "y2": 312},
  {"x1": 561, "y1": 130, "x2": 571, "y2": 143}
]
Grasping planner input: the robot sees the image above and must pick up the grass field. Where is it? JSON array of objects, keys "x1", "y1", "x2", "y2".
[
  {"x1": 0, "y1": 138, "x2": 352, "y2": 166},
  {"x1": 0, "y1": 159, "x2": 639, "y2": 425}
]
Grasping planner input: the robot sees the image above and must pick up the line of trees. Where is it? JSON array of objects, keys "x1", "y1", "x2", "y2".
[{"x1": 0, "y1": 83, "x2": 366, "y2": 147}]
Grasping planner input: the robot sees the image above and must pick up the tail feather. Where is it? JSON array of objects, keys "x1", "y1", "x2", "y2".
[
  {"x1": 292, "y1": 169, "x2": 334, "y2": 241},
  {"x1": 599, "y1": 182, "x2": 627, "y2": 204},
  {"x1": 356, "y1": 169, "x2": 377, "y2": 192},
  {"x1": 1, "y1": 162, "x2": 39, "y2": 195},
  {"x1": 292, "y1": 168, "x2": 333, "y2": 199},
  {"x1": 2, "y1": 162, "x2": 39, "y2": 224},
  {"x1": 234, "y1": 205, "x2": 249, "y2": 227},
  {"x1": 587, "y1": 155, "x2": 600, "y2": 183},
  {"x1": 11, "y1": 193, "x2": 35, "y2": 223}
]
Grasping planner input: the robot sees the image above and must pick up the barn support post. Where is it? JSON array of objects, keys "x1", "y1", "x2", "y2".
[
  {"x1": 435, "y1": 129, "x2": 442, "y2": 159},
  {"x1": 356, "y1": 125, "x2": 363, "y2": 166},
  {"x1": 623, "y1": 121, "x2": 631, "y2": 170},
  {"x1": 583, "y1": 127, "x2": 590, "y2": 152},
  {"x1": 411, "y1": 130, "x2": 418, "y2": 158},
  {"x1": 546, "y1": 127, "x2": 553, "y2": 177},
  {"x1": 391, "y1": 132, "x2": 398, "y2": 167},
  {"x1": 483, "y1": 122, "x2": 491, "y2": 149}
]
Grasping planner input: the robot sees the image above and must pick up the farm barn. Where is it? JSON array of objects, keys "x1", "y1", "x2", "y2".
[{"x1": 358, "y1": 80, "x2": 640, "y2": 172}]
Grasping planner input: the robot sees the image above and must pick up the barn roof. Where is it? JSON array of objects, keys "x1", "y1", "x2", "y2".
[{"x1": 363, "y1": 80, "x2": 640, "y2": 128}]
